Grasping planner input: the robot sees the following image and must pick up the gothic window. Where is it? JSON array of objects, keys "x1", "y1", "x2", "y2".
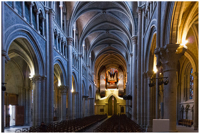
[
  {"x1": 55, "y1": 2, "x2": 61, "y2": 27},
  {"x1": 16, "y1": 2, "x2": 22, "y2": 16},
  {"x1": 189, "y1": 68, "x2": 193, "y2": 99},
  {"x1": 39, "y1": 13, "x2": 43, "y2": 35},
  {"x1": 32, "y1": 4, "x2": 37, "y2": 29},
  {"x1": 61, "y1": 43, "x2": 63, "y2": 55},
  {"x1": 25, "y1": 2, "x2": 30, "y2": 23},
  {"x1": 54, "y1": 34, "x2": 57, "y2": 48},
  {"x1": 58, "y1": 39, "x2": 60, "y2": 52}
]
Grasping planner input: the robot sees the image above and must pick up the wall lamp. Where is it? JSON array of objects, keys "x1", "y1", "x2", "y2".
[{"x1": 149, "y1": 77, "x2": 169, "y2": 87}]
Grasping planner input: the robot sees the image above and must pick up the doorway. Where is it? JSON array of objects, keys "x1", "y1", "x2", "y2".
[{"x1": 108, "y1": 96, "x2": 117, "y2": 115}]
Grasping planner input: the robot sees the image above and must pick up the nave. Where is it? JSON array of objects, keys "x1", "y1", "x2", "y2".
[{"x1": 7, "y1": 114, "x2": 144, "y2": 132}]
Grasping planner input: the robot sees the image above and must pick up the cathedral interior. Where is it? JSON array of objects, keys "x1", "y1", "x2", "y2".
[{"x1": 1, "y1": 1, "x2": 199, "y2": 132}]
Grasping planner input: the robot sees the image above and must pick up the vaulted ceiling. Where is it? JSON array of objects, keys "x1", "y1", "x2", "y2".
[{"x1": 68, "y1": 2, "x2": 138, "y2": 74}]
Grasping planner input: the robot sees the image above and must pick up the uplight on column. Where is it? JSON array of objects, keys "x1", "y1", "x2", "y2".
[{"x1": 180, "y1": 39, "x2": 188, "y2": 49}]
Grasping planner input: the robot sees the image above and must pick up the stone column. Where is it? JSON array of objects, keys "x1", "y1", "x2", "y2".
[
  {"x1": 42, "y1": 76, "x2": 46, "y2": 123},
  {"x1": 32, "y1": 75, "x2": 42, "y2": 126},
  {"x1": 146, "y1": 71, "x2": 154, "y2": 132},
  {"x1": 157, "y1": 44, "x2": 186, "y2": 131},
  {"x1": 79, "y1": 53, "x2": 83, "y2": 118},
  {"x1": 143, "y1": 72, "x2": 148, "y2": 128},
  {"x1": 126, "y1": 71, "x2": 129, "y2": 117},
  {"x1": 22, "y1": 2, "x2": 25, "y2": 19},
  {"x1": 1, "y1": 51, "x2": 9, "y2": 132},
  {"x1": 44, "y1": 8, "x2": 49, "y2": 124},
  {"x1": 141, "y1": 7, "x2": 145, "y2": 126},
  {"x1": 155, "y1": 1, "x2": 161, "y2": 119},
  {"x1": 137, "y1": 6, "x2": 142, "y2": 124},
  {"x1": 131, "y1": 35, "x2": 137, "y2": 121},
  {"x1": 82, "y1": 97, "x2": 85, "y2": 117},
  {"x1": 49, "y1": 9, "x2": 55, "y2": 124},
  {"x1": 59, "y1": 85, "x2": 67, "y2": 121},
  {"x1": 192, "y1": 72, "x2": 198, "y2": 130},
  {"x1": 67, "y1": 37, "x2": 73, "y2": 119}
]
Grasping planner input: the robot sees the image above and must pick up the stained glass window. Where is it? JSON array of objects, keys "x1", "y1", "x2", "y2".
[{"x1": 189, "y1": 68, "x2": 193, "y2": 99}]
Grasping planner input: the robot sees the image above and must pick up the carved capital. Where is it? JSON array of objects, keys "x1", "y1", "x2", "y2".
[
  {"x1": 146, "y1": 71, "x2": 154, "y2": 78},
  {"x1": 2, "y1": 50, "x2": 10, "y2": 62},
  {"x1": 131, "y1": 35, "x2": 137, "y2": 45},
  {"x1": 156, "y1": 44, "x2": 186, "y2": 71},
  {"x1": 59, "y1": 85, "x2": 68, "y2": 94},
  {"x1": 49, "y1": 9, "x2": 55, "y2": 16},
  {"x1": 137, "y1": 6, "x2": 144, "y2": 15},
  {"x1": 67, "y1": 37, "x2": 73, "y2": 46},
  {"x1": 31, "y1": 75, "x2": 42, "y2": 83},
  {"x1": 45, "y1": 8, "x2": 49, "y2": 14},
  {"x1": 42, "y1": 75, "x2": 47, "y2": 80}
]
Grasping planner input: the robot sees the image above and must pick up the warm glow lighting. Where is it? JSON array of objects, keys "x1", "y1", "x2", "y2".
[
  {"x1": 58, "y1": 80, "x2": 61, "y2": 87},
  {"x1": 71, "y1": 89, "x2": 74, "y2": 93},
  {"x1": 180, "y1": 39, "x2": 188, "y2": 49},
  {"x1": 29, "y1": 72, "x2": 34, "y2": 78},
  {"x1": 153, "y1": 67, "x2": 158, "y2": 73},
  {"x1": 153, "y1": 54, "x2": 157, "y2": 73}
]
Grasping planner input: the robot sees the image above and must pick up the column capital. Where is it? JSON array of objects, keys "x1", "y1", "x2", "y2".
[
  {"x1": 79, "y1": 53, "x2": 83, "y2": 57},
  {"x1": 156, "y1": 44, "x2": 186, "y2": 71},
  {"x1": 137, "y1": 6, "x2": 145, "y2": 14},
  {"x1": 146, "y1": 71, "x2": 154, "y2": 78},
  {"x1": 31, "y1": 75, "x2": 42, "y2": 83},
  {"x1": 49, "y1": 9, "x2": 55, "y2": 16},
  {"x1": 42, "y1": 75, "x2": 47, "y2": 80},
  {"x1": 2, "y1": 50, "x2": 10, "y2": 62},
  {"x1": 67, "y1": 37, "x2": 73, "y2": 45},
  {"x1": 45, "y1": 7, "x2": 49, "y2": 14},
  {"x1": 59, "y1": 85, "x2": 68, "y2": 94},
  {"x1": 131, "y1": 35, "x2": 137, "y2": 42},
  {"x1": 192, "y1": 72, "x2": 198, "y2": 78}
]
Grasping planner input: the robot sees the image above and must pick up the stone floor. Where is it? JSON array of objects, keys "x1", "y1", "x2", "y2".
[{"x1": 4, "y1": 123, "x2": 198, "y2": 133}]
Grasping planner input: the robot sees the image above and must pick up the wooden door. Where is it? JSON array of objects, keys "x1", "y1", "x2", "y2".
[{"x1": 15, "y1": 106, "x2": 24, "y2": 126}]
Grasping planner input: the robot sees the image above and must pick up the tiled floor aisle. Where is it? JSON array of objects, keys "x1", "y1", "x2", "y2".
[{"x1": 84, "y1": 116, "x2": 111, "y2": 132}]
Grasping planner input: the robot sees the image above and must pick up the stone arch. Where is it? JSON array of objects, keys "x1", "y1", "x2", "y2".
[
  {"x1": 88, "y1": 85, "x2": 93, "y2": 97},
  {"x1": 144, "y1": 25, "x2": 157, "y2": 72},
  {"x1": 82, "y1": 80, "x2": 86, "y2": 95},
  {"x1": 54, "y1": 58, "x2": 67, "y2": 86},
  {"x1": 4, "y1": 26, "x2": 44, "y2": 75},
  {"x1": 72, "y1": 72, "x2": 78, "y2": 92},
  {"x1": 72, "y1": 72, "x2": 78, "y2": 119}
]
